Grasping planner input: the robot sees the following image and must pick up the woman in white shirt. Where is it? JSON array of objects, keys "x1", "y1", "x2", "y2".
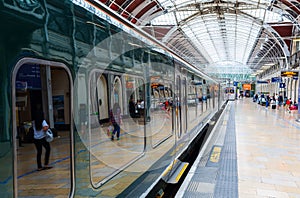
[{"x1": 33, "y1": 117, "x2": 52, "y2": 171}]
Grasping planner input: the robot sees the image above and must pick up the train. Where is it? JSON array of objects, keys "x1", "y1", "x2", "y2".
[
  {"x1": 0, "y1": 0, "x2": 227, "y2": 197},
  {"x1": 225, "y1": 86, "x2": 237, "y2": 101}
]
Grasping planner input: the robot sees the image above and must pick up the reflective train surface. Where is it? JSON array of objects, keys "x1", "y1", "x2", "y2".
[{"x1": 0, "y1": 1, "x2": 227, "y2": 197}]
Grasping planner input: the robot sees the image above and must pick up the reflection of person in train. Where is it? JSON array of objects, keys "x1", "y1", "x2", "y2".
[
  {"x1": 164, "y1": 100, "x2": 171, "y2": 115},
  {"x1": 129, "y1": 98, "x2": 136, "y2": 118},
  {"x1": 32, "y1": 115, "x2": 52, "y2": 171},
  {"x1": 110, "y1": 103, "x2": 122, "y2": 141},
  {"x1": 137, "y1": 100, "x2": 144, "y2": 117},
  {"x1": 164, "y1": 100, "x2": 169, "y2": 110}
]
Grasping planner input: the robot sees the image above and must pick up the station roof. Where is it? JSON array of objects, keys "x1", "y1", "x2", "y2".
[{"x1": 95, "y1": 0, "x2": 300, "y2": 81}]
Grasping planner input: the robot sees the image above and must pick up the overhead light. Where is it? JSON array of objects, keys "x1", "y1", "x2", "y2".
[
  {"x1": 128, "y1": 42, "x2": 142, "y2": 47},
  {"x1": 263, "y1": 63, "x2": 275, "y2": 66},
  {"x1": 265, "y1": 36, "x2": 268, "y2": 42},
  {"x1": 261, "y1": 65, "x2": 272, "y2": 70},
  {"x1": 255, "y1": 69, "x2": 264, "y2": 73}
]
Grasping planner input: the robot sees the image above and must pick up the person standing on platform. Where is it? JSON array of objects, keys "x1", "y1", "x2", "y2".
[
  {"x1": 270, "y1": 97, "x2": 276, "y2": 109},
  {"x1": 286, "y1": 98, "x2": 291, "y2": 113},
  {"x1": 278, "y1": 94, "x2": 283, "y2": 109},
  {"x1": 265, "y1": 95, "x2": 270, "y2": 109},
  {"x1": 275, "y1": 94, "x2": 279, "y2": 109},
  {"x1": 33, "y1": 116, "x2": 52, "y2": 171},
  {"x1": 129, "y1": 98, "x2": 136, "y2": 118}
]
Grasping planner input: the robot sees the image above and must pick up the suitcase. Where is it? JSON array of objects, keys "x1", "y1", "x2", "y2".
[{"x1": 272, "y1": 105, "x2": 276, "y2": 109}]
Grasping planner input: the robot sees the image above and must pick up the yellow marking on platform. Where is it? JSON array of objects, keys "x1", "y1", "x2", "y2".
[
  {"x1": 175, "y1": 163, "x2": 189, "y2": 183},
  {"x1": 209, "y1": 146, "x2": 222, "y2": 163}
]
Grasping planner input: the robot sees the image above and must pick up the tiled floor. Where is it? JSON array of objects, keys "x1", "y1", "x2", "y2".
[
  {"x1": 235, "y1": 98, "x2": 300, "y2": 198},
  {"x1": 177, "y1": 98, "x2": 300, "y2": 198}
]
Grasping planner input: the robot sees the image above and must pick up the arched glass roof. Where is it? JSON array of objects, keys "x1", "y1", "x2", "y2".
[{"x1": 145, "y1": 0, "x2": 298, "y2": 80}]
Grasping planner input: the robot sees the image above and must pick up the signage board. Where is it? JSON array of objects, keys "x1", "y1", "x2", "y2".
[
  {"x1": 271, "y1": 77, "x2": 282, "y2": 83},
  {"x1": 279, "y1": 83, "x2": 285, "y2": 88},
  {"x1": 243, "y1": 84, "x2": 251, "y2": 90},
  {"x1": 257, "y1": 80, "x2": 268, "y2": 84},
  {"x1": 16, "y1": 64, "x2": 41, "y2": 89},
  {"x1": 281, "y1": 71, "x2": 299, "y2": 77}
]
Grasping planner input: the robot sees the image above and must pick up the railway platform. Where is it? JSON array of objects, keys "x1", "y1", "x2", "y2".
[{"x1": 176, "y1": 98, "x2": 300, "y2": 198}]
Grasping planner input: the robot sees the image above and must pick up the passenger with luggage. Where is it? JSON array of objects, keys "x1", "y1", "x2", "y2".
[
  {"x1": 269, "y1": 95, "x2": 275, "y2": 109},
  {"x1": 270, "y1": 98, "x2": 276, "y2": 109},
  {"x1": 32, "y1": 117, "x2": 52, "y2": 171},
  {"x1": 265, "y1": 95, "x2": 270, "y2": 109},
  {"x1": 110, "y1": 103, "x2": 122, "y2": 141}
]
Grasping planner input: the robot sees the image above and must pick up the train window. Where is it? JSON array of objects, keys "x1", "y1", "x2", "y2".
[
  {"x1": 150, "y1": 81, "x2": 174, "y2": 147},
  {"x1": 210, "y1": 85, "x2": 215, "y2": 109},
  {"x1": 89, "y1": 71, "x2": 145, "y2": 188},
  {"x1": 148, "y1": 57, "x2": 175, "y2": 147},
  {"x1": 214, "y1": 85, "x2": 219, "y2": 109},
  {"x1": 187, "y1": 84, "x2": 198, "y2": 130},
  {"x1": 207, "y1": 85, "x2": 211, "y2": 109},
  {"x1": 196, "y1": 85, "x2": 203, "y2": 117},
  {"x1": 13, "y1": 59, "x2": 73, "y2": 197}
]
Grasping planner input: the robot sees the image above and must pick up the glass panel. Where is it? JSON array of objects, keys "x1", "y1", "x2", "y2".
[
  {"x1": 15, "y1": 62, "x2": 72, "y2": 197},
  {"x1": 182, "y1": 78, "x2": 187, "y2": 133},
  {"x1": 126, "y1": 75, "x2": 145, "y2": 122},
  {"x1": 149, "y1": 56, "x2": 174, "y2": 147},
  {"x1": 89, "y1": 71, "x2": 145, "y2": 187}
]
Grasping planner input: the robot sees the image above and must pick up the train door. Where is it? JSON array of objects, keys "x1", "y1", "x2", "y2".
[
  {"x1": 13, "y1": 58, "x2": 73, "y2": 197},
  {"x1": 212, "y1": 86, "x2": 215, "y2": 109},
  {"x1": 175, "y1": 75, "x2": 182, "y2": 138},
  {"x1": 182, "y1": 77, "x2": 187, "y2": 134}
]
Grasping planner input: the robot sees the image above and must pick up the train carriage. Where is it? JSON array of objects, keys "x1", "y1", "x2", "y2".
[{"x1": 0, "y1": 0, "x2": 227, "y2": 197}]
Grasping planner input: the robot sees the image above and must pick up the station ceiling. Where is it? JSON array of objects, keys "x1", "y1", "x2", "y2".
[{"x1": 95, "y1": 0, "x2": 300, "y2": 81}]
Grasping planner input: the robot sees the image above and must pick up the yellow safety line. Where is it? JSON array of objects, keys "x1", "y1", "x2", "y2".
[
  {"x1": 175, "y1": 163, "x2": 189, "y2": 182},
  {"x1": 209, "y1": 146, "x2": 222, "y2": 163}
]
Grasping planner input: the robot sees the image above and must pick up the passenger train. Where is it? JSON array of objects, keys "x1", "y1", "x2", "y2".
[{"x1": 0, "y1": 0, "x2": 227, "y2": 197}]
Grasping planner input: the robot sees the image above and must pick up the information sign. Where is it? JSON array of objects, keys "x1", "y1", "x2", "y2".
[
  {"x1": 281, "y1": 71, "x2": 299, "y2": 77},
  {"x1": 279, "y1": 83, "x2": 285, "y2": 88}
]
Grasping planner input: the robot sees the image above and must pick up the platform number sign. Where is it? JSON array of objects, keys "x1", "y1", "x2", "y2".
[{"x1": 279, "y1": 83, "x2": 285, "y2": 88}]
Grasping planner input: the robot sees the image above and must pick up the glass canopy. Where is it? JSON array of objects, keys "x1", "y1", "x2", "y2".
[{"x1": 148, "y1": 0, "x2": 294, "y2": 80}]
